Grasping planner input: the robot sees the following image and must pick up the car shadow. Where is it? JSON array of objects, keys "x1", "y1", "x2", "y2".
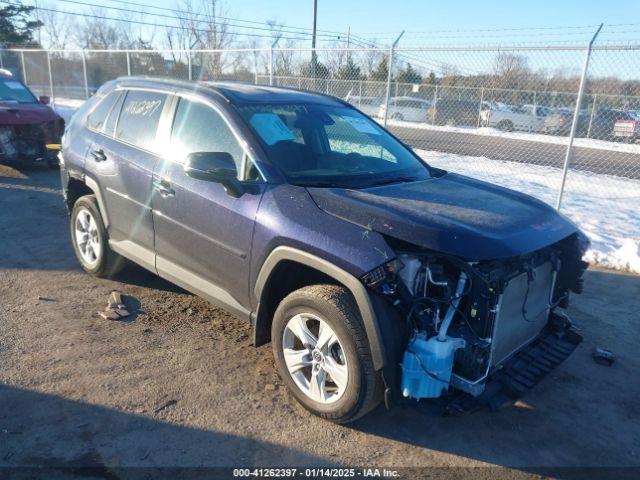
[{"x1": 0, "y1": 384, "x2": 333, "y2": 474}]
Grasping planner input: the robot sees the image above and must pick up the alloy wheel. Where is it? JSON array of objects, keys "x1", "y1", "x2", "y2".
[
  {"x1": 282, "y1": 313, "x2": 349, "y2": 404},
  {"x1": 74, "y1": 207, "x2": 101, "y2": 266}
]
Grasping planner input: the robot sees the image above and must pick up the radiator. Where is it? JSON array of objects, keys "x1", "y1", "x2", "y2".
[{"x1": 490, "y1": 262, "x2": 555, "y2": 367}]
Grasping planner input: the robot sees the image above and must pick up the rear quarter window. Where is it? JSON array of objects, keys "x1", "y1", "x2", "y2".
[
  {"x1": 87, "y1": 90, "x2": 121, "y2": 132},
  {"x1": 115, "y1": 90, "x2": 167, "y2": 150}
]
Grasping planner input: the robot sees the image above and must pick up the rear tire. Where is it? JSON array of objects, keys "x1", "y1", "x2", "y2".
[
  {"x1": 70, "y1": 195, "x2": 126, "y2": 278},
  {"x1": 272, "y1": 284, "x2": 383, "y2": 423}
]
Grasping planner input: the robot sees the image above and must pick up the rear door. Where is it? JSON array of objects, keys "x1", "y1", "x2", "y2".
[
  {"x1": 152, "y1": 95, "x2": 265, "y2": 314},
  {"x1": 85, "y1": 88, "x2": 170, "y2": 272}
]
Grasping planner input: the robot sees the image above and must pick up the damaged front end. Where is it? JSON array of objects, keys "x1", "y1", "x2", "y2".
[
  {"x1": 0, "y1": 119, "x2": 64, "y2": 167},
  {"x1": 363, "y1": 233, "x2": 588, "y2": 410}
]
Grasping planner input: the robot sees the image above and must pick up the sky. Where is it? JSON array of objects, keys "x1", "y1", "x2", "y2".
[
  {"x1": 29, "y1": 0, "x2": 639, "y2": 80},
  {"x1": 147, "y1": 0, "x2": 640, "y2": 47}
]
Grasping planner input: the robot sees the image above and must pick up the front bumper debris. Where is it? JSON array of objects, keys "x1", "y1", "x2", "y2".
[{"x1": 445, "y1": 313, "x2": 583, "y2": 415}]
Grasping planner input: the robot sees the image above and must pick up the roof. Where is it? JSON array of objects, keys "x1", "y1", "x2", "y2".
[{"x1": 114, "y1": 76, "x2": 346, "y2": 107}]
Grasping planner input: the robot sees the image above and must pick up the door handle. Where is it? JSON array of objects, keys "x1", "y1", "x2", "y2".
[
  {"x1": 90, "y1": 149, "x2": 107, "y2": 162},
  {"x1": 153, "y1": 179, "x2": 175, "y2": 198}
]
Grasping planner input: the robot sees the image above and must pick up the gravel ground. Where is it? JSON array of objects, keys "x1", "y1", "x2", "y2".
[{"x1": 1, "y1": 165, "x2": 639, "y2": 478}]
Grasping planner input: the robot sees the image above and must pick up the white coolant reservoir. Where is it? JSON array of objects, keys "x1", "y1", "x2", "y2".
[{"x1": 401, "y1": 333, "x2": 465, "y2": 399}]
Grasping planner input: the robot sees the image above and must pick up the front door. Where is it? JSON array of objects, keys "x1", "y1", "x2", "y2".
[{"x1": 152, "y1": 96, "x2": 264, "y2": 315}]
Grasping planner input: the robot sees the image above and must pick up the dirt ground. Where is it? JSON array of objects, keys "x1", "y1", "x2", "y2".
[{"x1": 1, "y1": 165, "x2": 639, "y2": 478}]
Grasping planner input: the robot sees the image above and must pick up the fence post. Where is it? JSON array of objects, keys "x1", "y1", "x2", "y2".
[
  {"x1": 126, "y1": 51, "x2": 131, "y2": 76},
  {"x1": 46, "y1": 51, "x2": 54, "y2": 102},
  {"x1": 20, "y1": 50, "x2": 26, "y2": 84},
  {"x1": 556, "y1": 24, "x2": 602, "y2": 210},
  {"x1": 269, "y1": 47, "x2": 274, "y2": 86},
  {"x1": 383, "y1": 31, "x2": 404, "y2": 127},
  {"x1": 432, "y1": 84, "x2": 438, "y2": 124},
  {"x1": 187, "y1": 49, "x2": 192, "y2": 80},
  {"x1": 81, "y1": 50, "x2": 89, "y2": 99},
  {"x1": 587, "y1": 93, "x2": 597, "y2": 138},
  {"x1": 477, "y1": 87, "x2": 485, "y2": 128}
]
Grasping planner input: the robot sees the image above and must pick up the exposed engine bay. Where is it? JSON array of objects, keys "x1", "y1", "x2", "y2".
[
  {"x1": 0, "y1": 120, "x2": 64, "y2": 167},
  {"x1": 363, "y1": 233, "x2": 588, "y2": 403}
]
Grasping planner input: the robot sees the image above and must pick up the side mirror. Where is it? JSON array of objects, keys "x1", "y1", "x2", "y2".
[
  {"x1": 39, "y1": 95, "x2": 50, "y2": 105},
  {"x1": 184, "y1": 152, "x2": 243, "y2": 197}
]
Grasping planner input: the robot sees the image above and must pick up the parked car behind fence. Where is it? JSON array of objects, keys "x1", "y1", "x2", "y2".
[
  {"x1": 613, "y1": 112, "x2": 640, "y2": 143},
  {"x1": 481, "y1": 104, "x2": 551, "y2": 132},
  {"x1": 378, "y1": 96, "x2": 430, "y2": 123},
  {"x1": 345, "y1": 95, "x2": 382, "y2": 118},
  {"x1": 427, "y1": 98, "x2": 480, "y2": 127}
]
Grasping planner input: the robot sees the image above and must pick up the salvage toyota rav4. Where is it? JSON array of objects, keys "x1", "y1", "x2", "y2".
[{"x1": 60, "y1": 78, "x2": 588, "y2": 423}]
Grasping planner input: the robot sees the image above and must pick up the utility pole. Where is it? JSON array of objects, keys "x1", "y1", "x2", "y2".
[{"x1": 311, "y1": 0, "x2": 318, "y2": 75}]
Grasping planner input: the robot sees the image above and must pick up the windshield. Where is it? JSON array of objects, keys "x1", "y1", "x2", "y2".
[
  {"x1": 0, "y1": 79, "x2": 37, "y2": 104},
  {"x1": 237, "y1": 102, "x2": 431, "y2": 188}
]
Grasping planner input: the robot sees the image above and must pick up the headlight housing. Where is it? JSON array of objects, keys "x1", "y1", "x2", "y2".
[{"x1": 361, "y1": 258, "x2": 404, "y2": 288}]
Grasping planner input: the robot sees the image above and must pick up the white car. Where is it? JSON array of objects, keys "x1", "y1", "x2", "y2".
[
  {"x1": 379, "y1": 96, "x2": 430, "y2": 123},
  {"x1": 344, "y1": 96, "x2": 382, "y2": 118},
  {"x1": 481, "y1": 104, "x2": 552, "y2": 132}
]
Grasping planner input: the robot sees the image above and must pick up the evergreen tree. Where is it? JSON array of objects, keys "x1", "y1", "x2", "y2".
[
  {"x1": 336, "y1": 58, "x2": 363, "y2": 80},
  {"x1": 302, "y1": 60, "x2": 329, "y2": 79},
  {"x1": 369, "y1": 58, "x2": 389, "y2": 82},
  {"x1": 396, "y1": 63, "x2": 422, "y2": 84},
  {"x1": 0, "y1": 5, "x2": 42, "y2": 47}
]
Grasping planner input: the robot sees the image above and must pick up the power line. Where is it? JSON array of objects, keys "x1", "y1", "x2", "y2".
[
  {"x1": 99, "y1": 0, "x2": 351, "y2": 38},
  {"x1": 43, "y1": 0, "x2": 344, "y2": 40},
  {"x1": 11, "y1": 1, "x2": 339, "y2": 43}
]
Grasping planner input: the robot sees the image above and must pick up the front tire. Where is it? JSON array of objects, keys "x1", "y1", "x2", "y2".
[
  {"x1": 70, "y1": 195, "x2": 125, "y2": 278},
  {"x1": 272, "y1": 284, "x2": 382, "y2": 423}
]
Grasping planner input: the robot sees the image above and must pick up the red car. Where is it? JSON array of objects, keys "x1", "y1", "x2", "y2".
[{"x1": 0, "y1": 70, "x2": 65, "y2": 168}]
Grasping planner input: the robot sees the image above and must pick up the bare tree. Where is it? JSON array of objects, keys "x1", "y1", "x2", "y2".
[
  {"x1": 37, "y1": 2, "x2": 76, "y2": 49},
  {"x1": 266, "y1": 20, "x2": 296, "y2": 76},
  {"x1": 173, "y1": 0, "x2": 236, "y2": 79},
  {"x1": 494, "y1": 53, "x2": 530, "y2": 89}
]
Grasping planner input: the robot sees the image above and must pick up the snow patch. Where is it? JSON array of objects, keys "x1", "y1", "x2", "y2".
[{"x1": 418, "y1": 149, "x2": 640, "y2": 274}]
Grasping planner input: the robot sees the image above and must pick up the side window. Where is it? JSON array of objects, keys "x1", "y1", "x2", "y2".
[
  {"x1": 170, "y1": 98, "x2": 256, "y2": 180},
  {"x1": 115, "y1": 90, "x2": 167, "y2": 150},
  {"x1": 103, "y1": 91, "x2": 125, "y2": 137},
  {"x1": 86, "y1": 90, "x2": 120, "y2": 132}
]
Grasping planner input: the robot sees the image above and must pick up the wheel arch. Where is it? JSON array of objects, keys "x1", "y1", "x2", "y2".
[
  {"x1": 253, "y1": 246, "x2": 386, "y2": 370},
  {"x1": 65, "y1": 175, "x2": 110, "y2": 228}
]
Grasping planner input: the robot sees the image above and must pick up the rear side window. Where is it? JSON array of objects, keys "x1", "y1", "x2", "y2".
[
  {"x1": 87, "y1": 91, "x2": 120, "y2": 132},
  {"x1": 115, "y1": 90, "x2": 167, "y2": 150},
  {"x1": 103, "y1": 91, "x2": 125, "y2": 136}
]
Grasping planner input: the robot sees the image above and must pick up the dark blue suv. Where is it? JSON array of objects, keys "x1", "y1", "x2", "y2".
[{"x1": 60, "y1": 78, "x2": 588, "y2": 422}]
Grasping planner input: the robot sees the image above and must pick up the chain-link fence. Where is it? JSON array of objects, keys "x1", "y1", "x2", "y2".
[{"x1": 1, "y1": 42, "x2": 639, "y2": 270}]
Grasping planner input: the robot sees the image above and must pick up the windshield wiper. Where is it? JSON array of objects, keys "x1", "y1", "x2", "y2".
[
  {"x1": 365, "y1": 176, "x2": 418, "y2": 187},
  {"x1": 294, "y1": 181, "x2": 354, "y2": 188}
]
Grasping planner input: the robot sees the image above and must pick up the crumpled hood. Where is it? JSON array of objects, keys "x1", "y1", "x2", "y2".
[
  {"x1": 307, "y1": 173, "x2": 578, "y2": 260},
  {"x1": 0, "y1": 102, "x2": 61, "y2": 125}
]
